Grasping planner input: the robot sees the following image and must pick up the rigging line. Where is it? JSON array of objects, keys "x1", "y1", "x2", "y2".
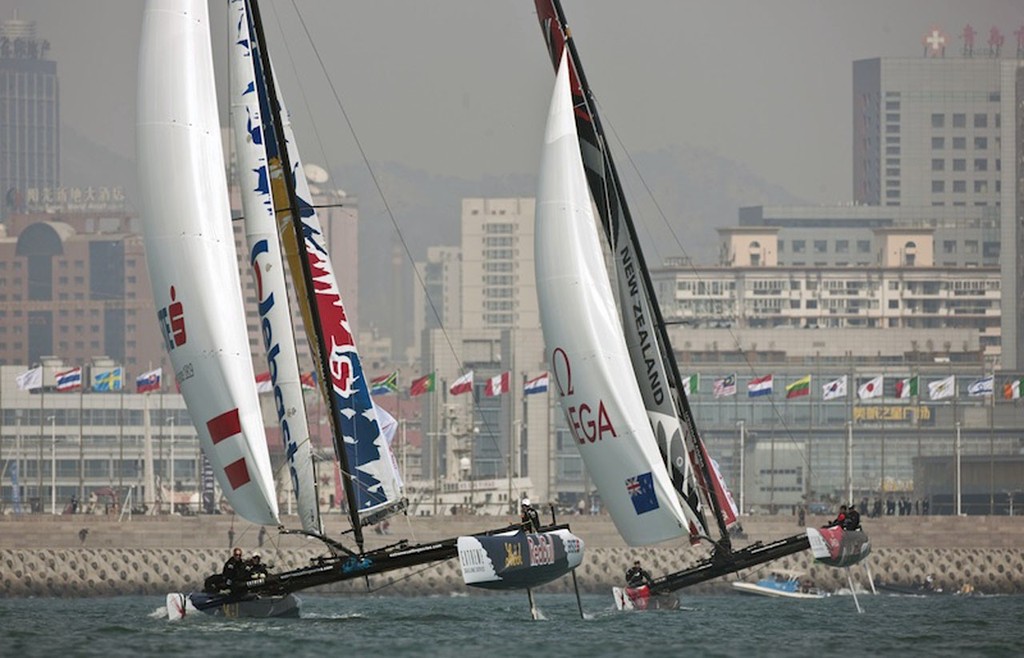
[
  {"x1": 598, "y1": 102, "x2": 807, "y2": 463},
  {"x1": 363, "y1": 560, "x2": 441, "y2": 594},
  {"x1": 287, "y1": 1, "x2": 513, "y2": 463}
]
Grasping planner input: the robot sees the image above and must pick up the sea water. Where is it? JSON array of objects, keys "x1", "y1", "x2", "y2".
[{"x1": 0, "y1": 592, "x2": 1020, "y2": 657}]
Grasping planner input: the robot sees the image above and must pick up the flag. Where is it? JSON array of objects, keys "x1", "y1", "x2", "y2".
[
  {"x1": 822, "y1": 375, "x2": 847, "y2": 401},
  {"x1": 858, "y1": 376, "x2": 883, "y2": 400},
  {"x1": 682, "y1": 374, "x2": 699, "y2": 397},
  {"x1": 713, "y1": 374, "x2": 737, "y2": 398},
  {"x1": 523, "y1": 373, "x2": 549, "y2": 396},
  {"x1": 747, "y1": 374, "x2": 773, "y2": 397},
  {"x1": 785, "y1": 375, "x2": 811, "y2": 399},
  {"x1": 449, "y1": 370, "x2": 474, "y2": 396},
  {"x1": 410, "y1": 372, "x2": 435, "y2": 397},
  {"x1": 967, "y1": 375, "x2": 993, "y2": 397},
  {"x1": 896, "y1": 376, "x2": 919, "y2": 399},
  {"x1": 370, "y1": 371, "x2": 398, "y2": 396},
  {"x1": 1005, "y1": 378, "x2": 1024, "y2": 400},
  {"x1": 135, "y1": 368, "x2": 162, "y2": 394},
  {"x1": 928, "y1": 375, "x2": 955, "y2": 401},
  {"x1": 254, "y1": 372, "x2": 273, "y2": 393},
  {"x1": 92, "y1": 367, "x2": 123, "y2": 392},
  {"x1": 625, "y1": 472, "x2": 660, "y2": 515},
  {"x1": 485, "y1": 372, "x2": 510, "y2": 397},
  {"x1": 15, "y1": 366, "x2": 42, "y2": 391},
  {"x1": 55, "y1": 367, "x2": 83, "y2": 392}
]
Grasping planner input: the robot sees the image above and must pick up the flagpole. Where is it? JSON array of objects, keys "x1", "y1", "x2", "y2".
[
  {"x1": 78, "y1": 376, "x2": 85, "y2": 505},
  {"x1": 118, "y1": 367, "x2": 124, "y2": 495},
  {"x1": 38, "y1": 375, "x2": 44, "y2": 511}
]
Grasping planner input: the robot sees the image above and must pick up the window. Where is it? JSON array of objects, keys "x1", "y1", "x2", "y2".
[
  {"x1": 931, "y1": 113, "x2": 944, "y2": 128},
  {"x1": 857, "y1": 240, "x2": 871, "y2": 253},
  {"x1": 952, "y1": 158, "x2": 966, "y2": 171},
  {"x1": 886, "y1": 101, "x2": 900, "y2": 111},
  {"x1": 885, "y1": 146, "x2": 900, "y2": 155},
  {"x1": 814, "y1": 240, "x2": 827, "y2": 253},
  {"x1": 931, "y1": 180, "x2": 945, "y2": 193},
  {"x1": 973, "y1": 113, "x2": 987, "y2": 128},
  {"x1": 889, "y1": 300, "x2": 899, "y2": 309},
  {"x1": 931, "y1": 159, "x2": 944, "y2": 171},
  {"x1": 974, "y1": 159, "x2": 987, "y2": 171},
  {"x1": 952, "y1": 113, "x2": 966, "y2": 128},
  {"x1": 974, "y1": 180, "x2": 988, "y2": 194},
  {"x1": 974, "y1": 137, "x2": 987, "y2": 150},
  {"x1": 952, "y1": 180, "x2": 966, "y2": 193},
  {"x1": 886, "y1": 168, "x2": 900, "y2": 177},
  {"x1": 931, "y1": 137, "x2": 945, "y2": 149},
  {"x1": 943, "y1": 240, "x2": 956, "y2": 254},
  {"x1": 886, "y1": 113, "x2": 900, "y2": 123},
  {"x1": 965, "y1": 240, "x2": 979, "y2": 254},
  {"x1": 835, "y1": 240, "x2": 849, "y2": 253},
  {"x1": 952, "y1": 137, "x2": 966, "y2": 149},
  {"x1": 792, "y1": 240, "x2": 806, "y2": 254}
]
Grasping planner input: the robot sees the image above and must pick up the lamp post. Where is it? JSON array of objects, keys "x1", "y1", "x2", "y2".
[
  {"x1": 48, "y1": 415, "x2": 56, "y2": 515},
  {"x1": 167, "y1": 415, "x2": 175, "y2": 514},
  {"x1": 736, "y1": 420, "x2": 745, "y2": 515},
  {"x1": 954, "y1": 420, "x2": 962, "y2": 516}
]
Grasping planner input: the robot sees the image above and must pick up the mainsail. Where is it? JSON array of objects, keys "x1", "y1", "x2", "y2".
[
  {"x1": 534, "y1": 0, "x2": 733, "y2": 544},
  {"x1": 229, "y1": 0, "x2": 321, "y2": 534},
  {"x1": 136, "y1": 0, "x2": 278, "y2": 526},
  {"x1": 241, "y1": 0, "x2": 403, "y2": 543},
  {"x1": 535, "y1": 52, "x2": 689, "y2": 545}
]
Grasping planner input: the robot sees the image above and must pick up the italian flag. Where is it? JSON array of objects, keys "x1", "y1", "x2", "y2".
[
  {"x1": 682, "y1": 373, "x2": 699, "y2": 396},
  {"x1": 409, "y1": 372, "x2": 435, "y2": 397},
  {"x1": 896, "y1": 376, "x2": 919, "y2": 399},
  {"x1": 1005, "y1": 378, "x2": 1024, "y2": 400},
  {"x1": 785, "y1": 375, "x2": 811, "y2": 399}
]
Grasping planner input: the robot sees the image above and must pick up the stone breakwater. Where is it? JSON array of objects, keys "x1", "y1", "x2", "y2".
[
  {"x1": 2, "y1": 514, "x2": 1023, "y2": 597},
  {"x1": 2, "y1": 546, "x2": 1022, "y2": 598}
]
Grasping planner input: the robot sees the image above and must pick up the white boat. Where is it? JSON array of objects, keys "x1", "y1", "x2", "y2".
[
  {"x1": 732, "y1": 571, "x2": 828, "y2": 599},
  {"x1": 142, "y1": 0, "x2": 583, "y2": 619},
  {"x1": 532, "y1": 0, "x2": 827, "y2": 610}
]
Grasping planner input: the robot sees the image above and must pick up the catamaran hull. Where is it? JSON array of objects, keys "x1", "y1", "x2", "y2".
[
  {"x1": 457, "y1": 529, "x2": 584, "y2": 590},
  {"x1": 612, "y1": 585, "x2": 679, "y2": 611},
  {"x1": 806, "y1": 527, "x2": 871, "y2": 567},
  {"x1": 166, "y1": 592, "x2": 300, "y2": 619}
]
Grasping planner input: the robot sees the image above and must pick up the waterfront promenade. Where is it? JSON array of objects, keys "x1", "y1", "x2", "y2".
[{"x1": 2, "y1": 513, "x2": 1022, "y2": 596}]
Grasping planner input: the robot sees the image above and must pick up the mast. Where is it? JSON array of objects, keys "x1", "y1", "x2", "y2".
[
  {"x1": 245, "y1": 0, "x2": 365, "y2": 549},
  {"x1": 536, "y1": 0, "x2": 730, "y2": 548}
]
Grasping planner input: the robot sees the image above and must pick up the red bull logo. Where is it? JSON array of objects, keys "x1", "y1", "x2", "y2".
[{"x1": 527, "y1": 534, "x2": 555, "y2": 567}]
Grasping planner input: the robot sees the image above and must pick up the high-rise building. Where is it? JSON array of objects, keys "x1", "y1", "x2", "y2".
[{"x1": 1, "y1": 14, "x2": 59, "y2": 222}]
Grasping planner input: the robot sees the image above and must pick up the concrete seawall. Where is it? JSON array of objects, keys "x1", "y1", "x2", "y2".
[{"x1": 2, "y1": 514, "x2": 1022, "y2": 596}]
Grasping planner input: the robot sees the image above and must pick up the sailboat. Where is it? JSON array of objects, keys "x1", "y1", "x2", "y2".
[
  {"x1": 138, "y1": 0, "x2": 583, "y2": 619},
  {"x1": 532, "y1": 0, "x2": 868, "y2": 611}
]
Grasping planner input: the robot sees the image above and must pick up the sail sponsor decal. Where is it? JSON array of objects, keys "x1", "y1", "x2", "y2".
[
  {"x1": 527, "y1": 534, "x2": 556, "y2": 567},
  {"x1": 206, "y1": 408, "x2": 251, "y2": 490},
  {"x1": 553, "y1": 347, "x2": 618, "y2": 444},
  {"x1": 157, "y1": 286, "x2": 188, "y2": 352},
  {"x1": 626, "y1": 472, "x2": 659, "y2": 515},
  {"x1": 504, "y1": 542, "x2": 524, "y2": 568},
  {"x1": 249, "y1": 238, "x2": 305, "y2": 511}
]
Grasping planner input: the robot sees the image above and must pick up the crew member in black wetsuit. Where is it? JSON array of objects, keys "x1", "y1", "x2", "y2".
[
  {"x1": 520, "y1": 498, "x2": 541, "y2": 533},
  {"x1": 843, "y1": 504, "x2": 862, "y2": 531},
  {"x1": 625, "y1": 560, "x2": 654, "y2": 589},
  {"x1": 246, "y1": 552, "x2": 268, "y2": 581},
  {"x1": 223, "y1": 547, "x2": 245, "y2": 581}
]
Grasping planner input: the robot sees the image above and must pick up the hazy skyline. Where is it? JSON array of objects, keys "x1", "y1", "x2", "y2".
[{"x1": 3, "y1": 0, "x2": 1019, "y2": 205}]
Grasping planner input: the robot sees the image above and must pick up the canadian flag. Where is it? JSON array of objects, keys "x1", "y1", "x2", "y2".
[{"x1": 486, "y1": 372, "x2": 511, "y2": 397}]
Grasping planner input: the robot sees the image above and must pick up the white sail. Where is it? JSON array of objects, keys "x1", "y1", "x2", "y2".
[
  {"x1": 535, "y1": 52, "x2": 688, "y2": 545},
  {"x1": 229, "y1": 0, "x2": 321, "y2": 534},
  {"x1": 137, "y1": 0, "x2": 278, "y2": 526}
]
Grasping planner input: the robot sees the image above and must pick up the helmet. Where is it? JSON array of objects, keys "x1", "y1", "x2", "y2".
[
  {"x1": 521, "y1": 498, "x2": 531, "y2": 507},
  {"x1": 251, "y1": 551, "x2": 261, "y2": 560}
]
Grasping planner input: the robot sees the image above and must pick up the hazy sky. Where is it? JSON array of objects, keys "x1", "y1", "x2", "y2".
[{"x1": 3, "y1": 0, "x2": 1019, "y2": 203}]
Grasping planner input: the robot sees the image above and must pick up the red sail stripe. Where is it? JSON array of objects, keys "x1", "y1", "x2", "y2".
[
  {"x1": 207, "y1": 408, "x2": 241, "y2": 445},
  {"x1": 224, "y1": 458, "x2": 251, "y2": 490}
]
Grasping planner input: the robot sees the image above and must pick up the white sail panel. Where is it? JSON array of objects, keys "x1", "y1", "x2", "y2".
[
  {"x1": 229, "y1": 0, "x2": 321, "y2": 534},
  {"x1": 535, "y1": 53, "x2": 688, "y2": 545},
  {"x1": 137, "y1": 0, "x2": 278, "y2": 526}
]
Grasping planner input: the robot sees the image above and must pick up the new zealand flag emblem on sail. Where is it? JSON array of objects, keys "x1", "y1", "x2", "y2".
[{"x1": 626, "y1": 472, "x2": 659, "y2": 515}]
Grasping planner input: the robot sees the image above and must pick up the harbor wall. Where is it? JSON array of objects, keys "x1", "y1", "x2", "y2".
[{"x1": 2, "y1": 514, "x2": 1022, "y2": 596}]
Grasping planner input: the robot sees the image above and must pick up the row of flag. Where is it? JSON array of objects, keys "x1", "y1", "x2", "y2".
[
  {"x1": 15, "y1": 366, "x2": 162, "y2": 394},
  {"x1": 369, "y1": 370, "x2": 551, "y2": 399},
  {"x1": 689, "y1": 373, "x2": 1012, "y2": 401}
]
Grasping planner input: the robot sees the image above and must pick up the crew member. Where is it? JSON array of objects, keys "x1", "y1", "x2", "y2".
[
  {"x1": 246, "y1": 551, "x2": 268, "y2": 581},
  {"x1": 223, "y1": 547, "x2": 246, "y2": 584},
  {"x1": 843, "y1": 504, "x2": 861, "y2": 531},
  {"x1": 824, "y1": 505, "x2": 847, "y2": 529},
  {"x1": 520, "y1": 498, "x2": 541, "y2": 533},
  {"x1": 625, "y1": 560, "x2": 654, "y2": 589}
]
